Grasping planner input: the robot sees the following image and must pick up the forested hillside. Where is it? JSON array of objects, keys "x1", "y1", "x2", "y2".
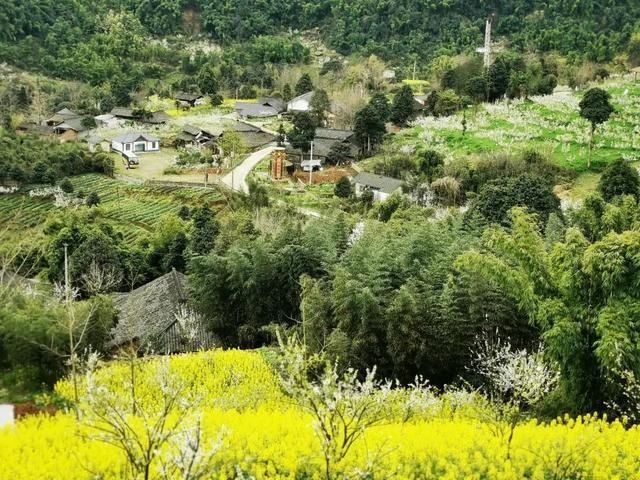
[{"x1": 2, "y1": 0, "x2": 638, "y2": 63}]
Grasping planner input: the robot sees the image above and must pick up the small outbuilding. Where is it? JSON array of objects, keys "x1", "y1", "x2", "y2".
[{"x1": 352, "y1": 172, "x2": 403, "y2": 202}]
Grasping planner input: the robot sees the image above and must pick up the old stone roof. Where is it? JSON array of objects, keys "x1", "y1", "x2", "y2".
[
  {"x1": 55, "y1": 117, "x2": 87, "y2": 132},
  {"x1": 258, "y1": 96, "x2": 285, "y2": 112},
  {"x1": 316, "y1": 128, "x2": 354, "y2": 141},
  {"x1": 108, "y1": 270, "x2": 188, "y2": 348},
  {"x1": 236, "y1": 102, "x2": 279, "y2": 118},
  {"x1": 352, "y1": 172, "x2": 403, "y2": 194},
  {"x1": 289, "y1": 91, "x2": 314, "y2": 105},
  {"x1": 110, "y1": 107, "x2": 136, "y2": 118},
  {"x1": 230, "y1": 122, "x2": 275, "y2": 149},
  {"x1": 147, "y1": 111, "x2": 170, "y2": 124},
  {"x1": 175, "y1": 92, "x2": 203, "y2": 102},
  {"x1": 286, "y1": 138, "x2": 358, "y2": 159}
]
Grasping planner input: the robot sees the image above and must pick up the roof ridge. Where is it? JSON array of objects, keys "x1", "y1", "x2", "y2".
[{"x1": 171, "y1": 268, "x2": 186, "y2": 302}]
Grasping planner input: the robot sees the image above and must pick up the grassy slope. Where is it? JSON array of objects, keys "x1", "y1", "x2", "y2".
[{"x1": 367, "y1": 79, "x2": 640, "y2": 201}]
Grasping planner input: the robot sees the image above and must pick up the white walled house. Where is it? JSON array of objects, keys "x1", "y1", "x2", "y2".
[
  {"x1": 287, "y1": 91, "x2": 314, "y2": 113},
  {"x1": 352, "y1": 172, "x2": 403, "y2": 202},
  {"x1": 111, "y1": 133, "x2": 160, "y2": 155}
]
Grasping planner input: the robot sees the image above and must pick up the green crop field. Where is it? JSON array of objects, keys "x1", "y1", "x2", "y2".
[{"x1": 0, "y1": 174, "x2": 226, "y2": 243}]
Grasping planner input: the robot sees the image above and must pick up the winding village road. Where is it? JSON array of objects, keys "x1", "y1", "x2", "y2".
[{"x1": 220, "y1": 145, "x2": 277, "y2": 194}]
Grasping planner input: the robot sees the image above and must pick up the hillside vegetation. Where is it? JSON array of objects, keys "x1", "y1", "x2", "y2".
[
  {"x1": 2, "y1": 349, "x2": 640, "y2": 479},
  {"x1": 2, "y1": 0, "x2": 638, "y2": 63}
]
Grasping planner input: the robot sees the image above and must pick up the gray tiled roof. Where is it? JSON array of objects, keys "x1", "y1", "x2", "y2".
[
  {"x1": 108, "y1": 270, "x2": 188, "y2": 347},
  {"x1": 110, "y1": 107, "x2": 135, "y2": 118},
  {"x1": 236, "y1": 102, "x2": 279, "y2": 118},
  {"x1": 316, "y1": 128, "x2": 354, "y2": 141},
  {"x1": 352, "y1": 172, "x2": 403, "y2": 194},
  {"x1": 259, "y1": 97, "x2": 285, "y2": 112},
  {"x1": 112, "y1": 132, "x2": 160, "y2": 143},
  {"x1": 175, "y1": 92, "x2": 203, "y2": 102}
]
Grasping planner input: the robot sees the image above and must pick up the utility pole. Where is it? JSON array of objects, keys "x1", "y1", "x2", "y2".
[
  {"x1": 63, "y1": 243, "x2": 70, "y2": 304},
  {"x1": 309, "y1": 141, "x2": 314, "y2": 185}
]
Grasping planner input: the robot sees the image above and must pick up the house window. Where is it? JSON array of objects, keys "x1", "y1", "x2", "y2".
[
  {"x1": 152, "y1": 142, "x2": 157, "y2": 149},
  {"x1": 125, "y1": 143, "x2": 131, "y2": 151}
]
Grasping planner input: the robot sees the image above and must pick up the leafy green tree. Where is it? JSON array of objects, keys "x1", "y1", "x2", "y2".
[
  {"x1": 579, "y1": 88, "x2": 614, "y2": 169},
  {"x1": 389, "y1": 85, "x2": 415, "y2": 126},
  {"x1": 325, "y1": 142, "x2": 352, "y2": 166},
  {"x1": 598, "y1": 159, "x2": 640, "y2": 201},
  {"x1": 190, "y1": 206, "x2": 219, "y2": 256},
  {"x1": 466, "y1": 75, "x2": 488, "y2": 106},
  {"x1": 629, "y1": 31, "x2": 640, "y2": 66},
  {"x1": 368, "y1": 92, "x2": 390, "y2": 122},
  {"x1": 147, "y1": 214, "x2": 188, "y2": 275},
  {"x1": 455, "y1": 207, "x2": 640, "y2": 412},
  {"x1": 487, "y1": 58, "x2": 509, "y2": 101},
  {"x1": 433, "y1": 89, "x2": 462, "y2": 117},
  {"x1": 334, "y1": 176, "x2": 352, "y2": 198},
  {"x1": 289, "y1": 112, "x2": 316, "y2": 153},
  {"x1": 353, "y1": 104, "x2": 385, "y2": 154},
  {"x1": 277, "y1": 123, "x2": 286, "y2": 146},
  {"x1": 295, "y1": 73, "x2": 314, "y2": 96},
  {"x1": 470, "y1": 174, "x2": 560, "y2": 226},
  {"x1": 85, "y1": 192, "x2": 100, "y2": 207},
  {"x1": 417, "y1": 149, "x2": 444, "y2": 182},
  {"x1": 310, "y1": 88, "x2": 330, "y2": 126},
  {"x1": 59, "y1": 178, "x2": 74, "y2": 193},
  {"x1": 197, "y1": 65, "x2": 219, "y2": 95}
]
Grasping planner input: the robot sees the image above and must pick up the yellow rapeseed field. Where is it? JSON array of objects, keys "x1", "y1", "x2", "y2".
[{"x1": 1, "y1": 349, "x2": 640, "y2": 479}]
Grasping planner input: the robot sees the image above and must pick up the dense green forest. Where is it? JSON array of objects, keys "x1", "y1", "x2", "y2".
[{"x1": 2, "y1": 0, "x2": 638, "y2": 63}]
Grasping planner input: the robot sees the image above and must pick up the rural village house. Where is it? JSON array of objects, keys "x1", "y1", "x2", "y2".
[
  {"x1": 286, "y1": 128, "x2": 358, "y2": 170},
  {"x1": 175, "y1": 92, "x2": 205, "y2": 108},
  {"x1": 287, "y1": 91, "x2": 315, "y2": 113},
  {"x1": 352, "y1": 171, "x2": 403, "y2": 202},
  {"x1": 111, "y1": 132, "x2": 160, "y2": 165},
  {"x1": 45, "y1": 108, "x2": 89, "y2": 141},
  {"x1": 235, "y1": 97, "x2": 285, "y2": 119},
  {"x1": 175, "y1": 124, "x2": 222, "y2": 154},
  {"x1": 107, "y1": 270, "x2": 215, "y2": 354},
  {"x1": 233, "y1": 122, "x2": 276, "y2": 149}
]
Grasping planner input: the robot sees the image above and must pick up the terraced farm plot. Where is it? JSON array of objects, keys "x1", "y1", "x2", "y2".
[
  {"x1": 0, "y1": 196, "x2": 55, "y2": 228},
  {"x1": 0, "y1": 174, "x2": 226, "y2": 242}
]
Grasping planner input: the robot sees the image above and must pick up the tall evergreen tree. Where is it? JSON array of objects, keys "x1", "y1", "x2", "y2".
[
  {"x1": 289, "y1": 112, "x2": 316, "y2": 153},
  {"x1": 368, "y1": 92, "x2": 390, "y2": 122},
  {"x1": 309, "y1": 89, "x2": 330, "y2": 126},
  {"x1": 295, "y1": 73, "x2": 314, "y2": 96},
  {"x1": 190, "y1": 206, "x2": 219, "y2": 256},
  {"x1": 353, "y1": 104, "x2": 386, "y2": 154},
  {"x1": 389, "y1": 85, "x2": 415, "y2": 126}
]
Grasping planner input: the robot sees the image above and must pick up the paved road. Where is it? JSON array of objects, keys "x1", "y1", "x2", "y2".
[{"x1": 221, "y1": 145, "x2": 277, "y2": 194}]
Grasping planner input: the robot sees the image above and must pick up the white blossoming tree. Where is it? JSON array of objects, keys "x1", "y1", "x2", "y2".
[{"x1": 472, "y1": 335, "x2": 559, "y2": 458}]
